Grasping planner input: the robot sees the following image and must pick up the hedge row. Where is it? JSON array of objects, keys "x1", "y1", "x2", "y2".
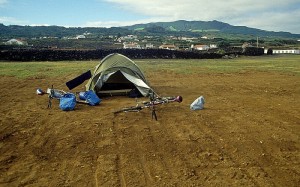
[
  {"x1": 0, "y1": 48, "x2": 263, "y2": 61},
  {"x1": 243, "y1": 47, "x2": 265, "y2": 56},
  {"x1": 0, "y1": 49, "x2": 223, "y2": 61}
]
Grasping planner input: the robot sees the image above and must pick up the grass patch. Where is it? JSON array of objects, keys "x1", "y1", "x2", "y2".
[
  {"x1": 168, "y1": 26, "x2": 177, "y2": 31},
  {"x1": 191, "y1": 29, "x2": 220, "y2": 32},
  {"x1": 135, "y1": 55, "x2": 300, "y2": 75},
  {"x1": 0, "y1": 61, "x2": 97, "y2": 79},
  {"x1": 134, "y1": 27, "x2": 144, "y2": 31},
  {"x1": 0, "y1": 55, "x2": 299, "y2": 79}
]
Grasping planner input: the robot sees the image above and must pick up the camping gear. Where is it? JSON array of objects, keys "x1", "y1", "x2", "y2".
[
  {"x1": 66, "y1": 70, "x2": 92, "y2": 90},
  {"x1": 79, "y1": 90, "x2": 101, "y2": 106},
  {"x1": 46, "y1": 87, "x2": 66, "y2": 99},
  {"x1": 128, "y1": 88, "x2": 142, "y2": 98},
  {"x1": 59, "y1": 93, "x2": 76, "y2": 111},
  {"x1": 46, "y1": 85, "x2": 69, "y2": 109},
  {"x1": 190, "y1": 96, "x2": 205, "y2": 110},
  {"x1": 114, "y1": 93, "x2": 182, "y2": 121},
  {"x1": 85, "y1": 53, "x2": 155, "y2": 97},
  {"x1": 78, "y1": 91, "x2": 87, "y2": 100},
  {"x1": 43, "y1": 86, "x2": 100, "y2": 110},
  {"x1": 47, "y1": 85, "x2": 66, "y2": 108}
]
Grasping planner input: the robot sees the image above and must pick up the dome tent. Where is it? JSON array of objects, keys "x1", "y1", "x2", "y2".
[{"x1": 86, "y1": 53, "x2": 155, "y2": 97}]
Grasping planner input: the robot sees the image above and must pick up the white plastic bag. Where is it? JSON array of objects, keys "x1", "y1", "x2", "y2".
[{"x1": 190, "y1": 96, "x2": 205, "y2": 110}]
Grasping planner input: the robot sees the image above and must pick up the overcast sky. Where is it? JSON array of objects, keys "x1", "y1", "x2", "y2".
[{"x1": 0, "y1": 0, "x2": 299, "y2": 34}]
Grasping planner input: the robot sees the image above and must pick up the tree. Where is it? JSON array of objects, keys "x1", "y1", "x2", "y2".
[{"x1": 217, "y1": 41, "x2": 230, "y2": 49}]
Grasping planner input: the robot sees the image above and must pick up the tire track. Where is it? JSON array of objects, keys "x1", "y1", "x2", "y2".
[
  {"x1": 151, "y1": 107, "x2": 257, "y2": 185},
  {"x1": 187, "y1": 111, "x2": 275, "y2": 186},
  {"x1": 111, "y1": 115, "x2": 176, "y2": 186},
  {"x1": 111, "y1": 117, "x2": 150, "y2": 186},
  {"x1": 145, "y1": 110, "x2": 205, "y2": 184}
]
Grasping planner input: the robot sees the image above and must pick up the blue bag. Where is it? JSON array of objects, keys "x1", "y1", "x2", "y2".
[
  {"x1": 84, "y1": 90, "x2": 101, "y2": 106},
  {"x1": 78, "y1": 91, "x2": 86, "y2": 100},
  {"x1": 59, "y1": 93, "x2": 76, "y2": 111}
]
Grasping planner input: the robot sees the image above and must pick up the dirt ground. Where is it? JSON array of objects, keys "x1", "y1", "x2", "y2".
[{"x1": 0, "y1": 69, "x2": 299, "y2": 187}]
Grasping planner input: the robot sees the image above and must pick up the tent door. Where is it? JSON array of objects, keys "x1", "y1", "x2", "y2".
[{"x1": 101, "y1": 70, "x2": 137, "y2": 91}]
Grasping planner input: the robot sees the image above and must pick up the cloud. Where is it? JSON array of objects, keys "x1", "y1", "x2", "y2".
[
  {"x1": 0, "y1": 16, "x2": 27, "y2": 25},
  {"x1": 0, "y1": 16, "x2": 55, "y2": 27},
  {"x1": 85, "y1": 21, "x2": 120, "y2": 28},
  {"x1": 84, "y1": 17, "x2": 170, "y2": 28},
  {"x1": 0, "y1": 0, "x2": 8, "y2": 7},
  {"x1": 102, "y1": 0, "x2": 300, "y2": 33},
  {"x1": 232, "y1": 9, "x2": 300, "y2": 33},
  {"x1": 29, "y1": 24, "x2": 51, "y2": 27}
]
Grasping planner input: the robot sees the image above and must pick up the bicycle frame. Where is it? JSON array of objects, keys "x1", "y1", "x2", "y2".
[
  {"x1": 114, "y1": 95, "x2": 183, "y2": 120},
  {"x1": 142, "y1": 96, "x2": 182, "y2": 106}
]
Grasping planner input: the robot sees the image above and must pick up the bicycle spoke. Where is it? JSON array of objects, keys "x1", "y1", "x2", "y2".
[{"x1": 114, "y1": 95, "x2": 182, "y2": 120}]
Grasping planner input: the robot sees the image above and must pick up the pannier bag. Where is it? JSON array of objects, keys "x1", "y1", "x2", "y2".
[
  {"x1": 59, "y1": 93, "x2": 77, "y2": 111},
  {"x1": 82, "y1": 90, "x2": 101, "y2": 106}
]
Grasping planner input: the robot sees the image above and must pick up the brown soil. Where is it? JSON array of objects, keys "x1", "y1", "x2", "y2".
[{"x1": 0, "y1": 70, "x2": 299, "y2": 186}]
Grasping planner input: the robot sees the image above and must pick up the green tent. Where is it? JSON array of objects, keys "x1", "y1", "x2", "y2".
[{"x1": 86, "y1": 53, "x2": 155, "y2": 96}]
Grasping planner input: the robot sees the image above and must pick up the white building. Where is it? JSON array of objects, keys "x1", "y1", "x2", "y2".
[
  {"x1": 76, "y1": 35, "x2": 86, "y2": 39},
  {"x1": 159, "y1": 44, "x2": 177, "y2": 50},
  {"x1": 191, "y1": 44, "x2": 209, "y2": 51},
  {"x1": 5, "y1": 39, "x2": 27, "y2": 45},
  {"x1": 123, "y1": 42, "x2": 141, "y2": 49},
  {"x1": 209, "y1": 44, "x2": 218, "y2": 49},
  {"x1": 145, "y1": 43, "x2": 154, "y2": 49},
  {"x1": 265, "y1": 49, "x2": 300, "y2": 54}
]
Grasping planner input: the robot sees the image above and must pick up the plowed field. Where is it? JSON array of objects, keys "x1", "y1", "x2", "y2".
[{"x1": 0, "y1": 57, "x2": 299, "y2": 186}]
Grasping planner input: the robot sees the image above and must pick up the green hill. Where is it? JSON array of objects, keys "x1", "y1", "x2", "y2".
[
  {"x1": 0, "y1": 20, "x2": 299, "y2": 39},
  {"x1": 123, "y1": 20, "x2": 300, "y2": 39}
]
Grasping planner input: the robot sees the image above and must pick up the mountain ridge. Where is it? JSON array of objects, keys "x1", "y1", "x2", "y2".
[
  {"x1": 123, "y1": 20, "x2": 300, "y2": 38},
  {"x1": 0, "y1": 20, "x2": 299, "y2": 39}
]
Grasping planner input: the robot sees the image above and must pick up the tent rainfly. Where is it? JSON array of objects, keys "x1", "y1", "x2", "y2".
[{"x1": 85, "y1": 53, "x2": 155, "y2": 97}]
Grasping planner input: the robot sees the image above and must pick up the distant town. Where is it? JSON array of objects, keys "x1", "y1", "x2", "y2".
[
  {"x1": 2, "y1": 33, "x2": 300, "y2": 55},
  {"x1": 1, "y1": 20, "x2": 300, "y2": 58}
]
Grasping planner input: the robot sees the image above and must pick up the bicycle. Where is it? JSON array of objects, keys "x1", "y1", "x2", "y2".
[
  {"x1": 114, "y1": 94, "x2": 183, "y2": 120},
  {"x1": 37, "y1": 86, "x2": 100, "y2": 109}
]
